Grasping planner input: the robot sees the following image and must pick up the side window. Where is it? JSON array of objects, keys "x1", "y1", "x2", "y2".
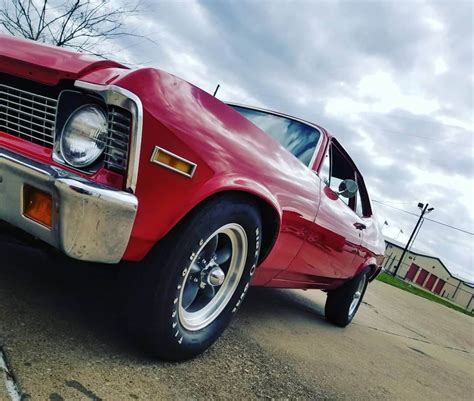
[
  {"x1": 320, "y1": 144, "x2": 356, "y2": 209},
  {"x1": 231, "y1": 106, "x2": 320, "y2": 166}
]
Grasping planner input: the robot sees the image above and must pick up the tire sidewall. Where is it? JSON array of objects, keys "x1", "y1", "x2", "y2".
[
  {"x1": 347, "y1": 271, "x2": 368, "y2": 321},
  {"x1": 325, "y1": 268, "x2": 369, "y2": 327},
  {"x1": 145, "y1": 198, "x2": 261, "y2": 359}
]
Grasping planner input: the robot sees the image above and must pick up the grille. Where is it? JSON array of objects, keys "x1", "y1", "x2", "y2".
[
  {"x1": 0, "y1": 84, "x2": 57, "y2": 148},
  {"x1": 105, "y1": 106, "x2": 131, "y2": 173},
  {"x1": 0, "y1": 81, "x2": 131, "y2": 175}
]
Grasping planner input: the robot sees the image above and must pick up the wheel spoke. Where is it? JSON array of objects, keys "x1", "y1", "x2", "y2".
[
  {"x1": 182, "y1": 280, "x2": 200, "y2": 310},
  {"x1": 200, "y1": 235, "x2": 218, "y2": 263},
  {"x1": 189, "y1": 262, "x2": 202, "y2": 274},
  {"x1": 202, "y1": 284, "x2": 216, "y2": 299},
  {"x1": 214, "y1": 240, "x2": 232, "y2": 264}
]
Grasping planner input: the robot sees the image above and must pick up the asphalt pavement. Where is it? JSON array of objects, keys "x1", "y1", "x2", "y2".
[{"x1": 0, "y1": 241, "x2": 473, "y2": 400}]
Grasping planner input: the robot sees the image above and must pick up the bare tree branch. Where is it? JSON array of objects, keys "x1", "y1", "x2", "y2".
[{"x1": 0, "y1": 0, "x2": 154, "y2": 58}]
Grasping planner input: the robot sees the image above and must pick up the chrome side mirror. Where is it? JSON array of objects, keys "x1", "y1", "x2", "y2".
[{"x1": 338, "y1": 179, "x2": 358, "y2": 199}]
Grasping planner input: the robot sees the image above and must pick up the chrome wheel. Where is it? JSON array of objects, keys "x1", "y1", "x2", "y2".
[
  {"x1": 348, "y1": 274, "x2": 366, "y2": 317},
  {"x1": 178, "y1": 223, "x2": 248, "y2": 331}
]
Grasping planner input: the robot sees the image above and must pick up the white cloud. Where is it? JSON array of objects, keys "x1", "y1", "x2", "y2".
[
  {"x1": 434, "y1": 57, "x2": 448, "y2": 75},
  {"x1": 325, "y1": 71, "x2": 440, "y2": 117},
  {"x1": 422, "y1": 16, "x2": 445, "y2": 32}
]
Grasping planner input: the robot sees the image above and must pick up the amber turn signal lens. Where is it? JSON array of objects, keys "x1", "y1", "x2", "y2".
[
  {"x1": 151, "y1": 147, "x2": 196, "y2": 177},
  {"x1": 23, "y1": 185, "x2": 53, "y2": 228}
]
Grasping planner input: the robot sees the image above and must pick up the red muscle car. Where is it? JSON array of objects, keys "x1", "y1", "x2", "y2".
[{"x1": 0, "y1": 35, "x2": 385, "y2": 360}]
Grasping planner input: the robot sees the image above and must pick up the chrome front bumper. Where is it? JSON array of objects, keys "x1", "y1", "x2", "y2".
[{"x1": 0, "y1": 148, "x2": 138, "y2": 263}]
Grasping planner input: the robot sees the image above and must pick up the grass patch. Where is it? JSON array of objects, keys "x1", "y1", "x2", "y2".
[{"x1": 377, "y1": 272, "x2": 474, "y2": 317}]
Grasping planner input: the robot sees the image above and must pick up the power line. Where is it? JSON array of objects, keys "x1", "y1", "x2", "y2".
[
  {"x1": 372, "y1": 200, "x2": 419, "y2": 216},
  {"x1": 372, "y1": 199, "x2": 413, "y2": 205},
  {"x1": 364, "y1": 127, "x2": 473, "y2": 144},
  {"x1": 424, "y1": 217, "x2": 474, "y2": 236},
  {"x1": 372, "y1": 200, "x2": 474, "y2": 236}
]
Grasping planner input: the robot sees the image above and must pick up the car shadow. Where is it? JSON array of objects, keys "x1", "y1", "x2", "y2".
[
  {"x1": 0, "y1": 241, "x2": 329, "y2": 360},
  {"x1": 242, "y1": 286, "x2": 327, "y2": 322}
]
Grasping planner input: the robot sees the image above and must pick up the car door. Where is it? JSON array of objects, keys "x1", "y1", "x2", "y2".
[{"x1": 282, "y1": 139, "x2": 365, "y2": 282}]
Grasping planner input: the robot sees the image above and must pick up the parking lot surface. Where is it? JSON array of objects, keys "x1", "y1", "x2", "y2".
[{"x1": 1, "y1": 242, "x2": 473, "y2": 400}]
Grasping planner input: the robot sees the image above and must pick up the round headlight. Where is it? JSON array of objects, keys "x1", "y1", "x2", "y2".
[{"x1": 60, "y1": 104, "x2": 108, "y2": 168}]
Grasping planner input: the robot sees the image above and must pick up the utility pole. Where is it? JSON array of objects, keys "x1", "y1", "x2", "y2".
[
  {"x1": 409, "y1": 218, "x2": 425, "y2": 252},
  {"x1": 392, "y1": 203, "x2": 434, "y2": 277}
]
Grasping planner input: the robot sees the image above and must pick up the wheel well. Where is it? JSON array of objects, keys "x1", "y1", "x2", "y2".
[
  {"x1": 193, "y1": 190, "x2": 280, "y2": 264},
  {"x1": 367, "y1": 264, "x2": 380, "y2": 281},
  {"x1": 250, "y1": 194, "x2": 280, "y2": 264}
]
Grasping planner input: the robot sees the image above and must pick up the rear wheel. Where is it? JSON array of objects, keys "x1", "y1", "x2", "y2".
[
  {"x1": 122, "y1": 196, "x2": 262, "y2": 360},
  {"x1": 325, "y1": 270, "x2": 368, "y2": 327}
]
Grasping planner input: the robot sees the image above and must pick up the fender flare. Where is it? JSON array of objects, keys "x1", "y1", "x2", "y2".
[{"x1": 174, "y1": 174, "x2": 283, "y2": 264}]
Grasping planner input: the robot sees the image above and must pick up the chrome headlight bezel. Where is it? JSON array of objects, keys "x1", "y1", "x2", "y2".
[{"x1": 53, "y1": 84, "x2": 141, "y2": 193}]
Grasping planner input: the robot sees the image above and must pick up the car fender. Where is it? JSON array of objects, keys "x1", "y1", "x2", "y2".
[{"x1": 123, "y1": 171, "x2": 282, "y2": 261}]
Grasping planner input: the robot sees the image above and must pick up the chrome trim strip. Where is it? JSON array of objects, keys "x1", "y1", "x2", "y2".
[
  {"x1": 226, "y1": 101, "x2": 324, "y2": 170},
  {"x1": 308, "y1": 135, "x2": 322, "y2": 170},
  {"x1": 150, "y1": 146, "x2": 197, "y2": 178},
  {"x1": 74, "y1": 81, "x2": 143, "y2": 193}
]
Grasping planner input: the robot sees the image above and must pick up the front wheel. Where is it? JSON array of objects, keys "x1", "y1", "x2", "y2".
[
  {"x1": 325, "y1": 270, "x2": 368, "y2": 327},
  {"x1": 123, "y1": 196, "x2": 262, "y2": 360}
]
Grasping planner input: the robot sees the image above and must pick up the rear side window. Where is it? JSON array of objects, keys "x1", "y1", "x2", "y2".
[
  {"x1": 326, "y1": 145, "x2": 356, "y2": 208},
  {"x1": 231, "y1": 106, "x2": 320, "y2": 166},
  {"x1": 320, "y1": 142, "x2": 372, "y2": 216}
]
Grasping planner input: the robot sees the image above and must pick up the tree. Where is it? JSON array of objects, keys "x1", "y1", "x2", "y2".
[{"x1": 0, "y1": 0, "x2": 142, "y2": 57}]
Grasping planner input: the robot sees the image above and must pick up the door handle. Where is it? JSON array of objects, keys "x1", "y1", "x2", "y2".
[{"x1": 354, "y1": 222, "x2": 366, "y2": 230}]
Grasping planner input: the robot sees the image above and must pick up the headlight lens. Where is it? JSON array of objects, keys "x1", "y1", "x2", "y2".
[{"x1": 60, "y1": 105, "x2": 108, "y2": 167}]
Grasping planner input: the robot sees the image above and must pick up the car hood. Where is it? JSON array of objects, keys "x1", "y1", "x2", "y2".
[{"x1": 0, "y1": 34, "x2": 127, "y2": 85}]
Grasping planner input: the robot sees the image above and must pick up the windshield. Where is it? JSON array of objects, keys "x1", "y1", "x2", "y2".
[{"x1": 231, "y1": 105, "x2": 320, "y2": 166}]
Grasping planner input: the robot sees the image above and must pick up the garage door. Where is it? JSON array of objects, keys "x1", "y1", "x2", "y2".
[
  {"x1": 424, "y1": 274, "x2": 438, "y2": 291},
  {"x1": 405, "y1": 263, "x2": 419, "y2": 281},
  {"x1": 415, "y1": 269, "x2": 429, "y2": 286},
  {"x1": 434, "y1": 279, "x2": 445, "y2": 295}
]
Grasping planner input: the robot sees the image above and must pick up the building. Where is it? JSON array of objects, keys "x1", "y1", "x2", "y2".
[{"x1": 383, "y1": 238, "x2": 474, "y2": 312}]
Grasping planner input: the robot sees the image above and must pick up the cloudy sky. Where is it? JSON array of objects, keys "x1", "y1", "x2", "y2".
[{"x1": 106, "y1": 0, "x2": 473, "y2": 280}]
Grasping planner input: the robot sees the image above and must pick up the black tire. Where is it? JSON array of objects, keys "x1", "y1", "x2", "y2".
[
  {"x1": 325, "y1": 269, "x2": 369, "y2": 327},
  {"x1": 122, "y1": 195, "x2": 262, "y2": 361}
]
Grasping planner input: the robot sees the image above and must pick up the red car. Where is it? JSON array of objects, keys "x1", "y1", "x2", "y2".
[{"x1": 0, "y1": 35, "x2": 385, "y2": 360}]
